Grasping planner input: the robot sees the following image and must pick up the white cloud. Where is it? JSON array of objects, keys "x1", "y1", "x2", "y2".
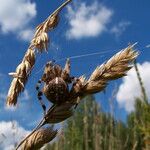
[
  {"x1": 0, "y1": 0, "x2": 36, "y2": 41},
  {"x1": 110, "y1": 21, "x2": 131, "y2": 37},
  {"x1": 66, "y1": 1, "x2": 113, "y2": 39},
  {"x1": 18, "y1": 28, "x2": 34, "y2": 41},
  {"x1": 116, "y1": 62, "x2": 150, "y2": 112},
  {"x1": 0, "y1": 121, "x2": 30, "y2": 150}
]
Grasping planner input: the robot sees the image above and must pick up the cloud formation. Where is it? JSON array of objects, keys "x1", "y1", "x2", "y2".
[
  {"x1": 18, "y1": 28, "x2": 34, "y2": 41},
  {"x1": 116, "y1": 62, "x2": 150, "y2": 112},
  {"x1": 110, "y1": 21, "x2": 131, "y2": 37},
  {"x1": 66, "y1": 1, "x2": 112, "y2": 39},
  {"x1": 0, "y1": 0, "x2": 36, "y2": 41},
  {"x1": 0, "y1": 121, "x2": 30, "y2": 150}
]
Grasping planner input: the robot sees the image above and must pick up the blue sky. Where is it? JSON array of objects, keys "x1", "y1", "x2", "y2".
[{"x1": 0, "y1": 0, "x2": 150, "y2": 149}]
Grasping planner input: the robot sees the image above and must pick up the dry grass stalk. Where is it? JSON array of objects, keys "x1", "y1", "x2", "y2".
[
  {"x1": 84, "y1": 44, "x2": 138, "y2": 94},
  {"x1": 15, "y1": 103, "x2": 74, "y2": 150},
  {"x1": 19, "y1": 127, "x2": 57, "y2": 150},
  {"x1": 6, "y1": 0, "x2": 72, "y2": 106},
  {"x1": 134, "y1": 60, "x2": 148, "y2": 103}
]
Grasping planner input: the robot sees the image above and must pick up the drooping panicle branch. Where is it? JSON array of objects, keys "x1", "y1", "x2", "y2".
[{"x1": 6, "y1": 0, "x2": 72, "y2": 106}]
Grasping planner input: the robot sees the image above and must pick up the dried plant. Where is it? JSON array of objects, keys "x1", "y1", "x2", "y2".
[
  {"x1": 7, "y1": 49, "x2": 35, "y2": 105},
  {"x1": 84, "y1": 44, "x2": 138, "y2": 95},
  {"x1": 18, "y1": 127, "x2": 57, "y2": 150},
  {"x1": 69, "y1": 44, "x2": 138, "y2": 103},
  {"x1": 16, "y1": 44, "x2": 138, "y2": 150},
  {"x1": 6, "y1": 0, "x2": 72, "y2": 106},
  {"x1": 15, "y1": 103, "x2": 74, "y2": 150}
]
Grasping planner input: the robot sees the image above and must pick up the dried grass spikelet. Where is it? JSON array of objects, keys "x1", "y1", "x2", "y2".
[
  {"x1": 45, "y1": 103, "x2": 74, "y2": 124},
  {"x1": 6, "y1": 0, "x2": 72, "y2": 106},
  {"x1": 7, "y1": 49, "x2": 35, "y2": 105},
  {"x1": 31, "y1": 0, "x2": 72, "y2": 52},
  {"x1": 20, "y1": 127, "x2": 57, "y2": 150},
  {"x1": 31, "y1": 31, "x2": 49, "y2": 52},
  {"x1": 84, "y1": 44, "x2": 138, "y2": 94}
]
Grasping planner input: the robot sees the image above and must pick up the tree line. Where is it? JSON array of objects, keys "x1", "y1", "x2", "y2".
[
  {"x1": 44, "y1": 93, "x2": 150, "y2": 150},
  {"x1": 42, "y1": 62, "x2": 150, "y2": 150}
]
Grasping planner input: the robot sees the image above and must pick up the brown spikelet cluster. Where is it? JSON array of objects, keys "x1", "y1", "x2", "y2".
[
  {"x1": 31, "y1": 13, "x2": 59, "y2": 52},
  {"x1": 20, "y1": 127, "x2": 57, "y2": 150},
  {"x1": 7, "y1": 49, "x2": 35, "y2": 105},
  {"x1": 6, "y1": 0, "x2": 72, "y2": 106},
  {"x1": 69, "y1": 44, "x2": 138, "y2": 103},
  {"x1": 83, "y1": 44, "x2": 138, "y2": 95},
  {"x1": 31, "y1": 0, "x2": 72, "y2": 52}
]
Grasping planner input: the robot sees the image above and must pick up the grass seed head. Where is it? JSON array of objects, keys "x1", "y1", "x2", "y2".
[
  {"x1": 6, "y1": 0, "x2": 72, "y2": 106},
  {"x1": 85, "y1": 44, "x2": 138, "y2": 94},
  {"x1": 20, "y1": 127, "x2": 57, "y2": 150},
  {"x1": 7, "y1": 49, "x2": 35, "y2": 106}
]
